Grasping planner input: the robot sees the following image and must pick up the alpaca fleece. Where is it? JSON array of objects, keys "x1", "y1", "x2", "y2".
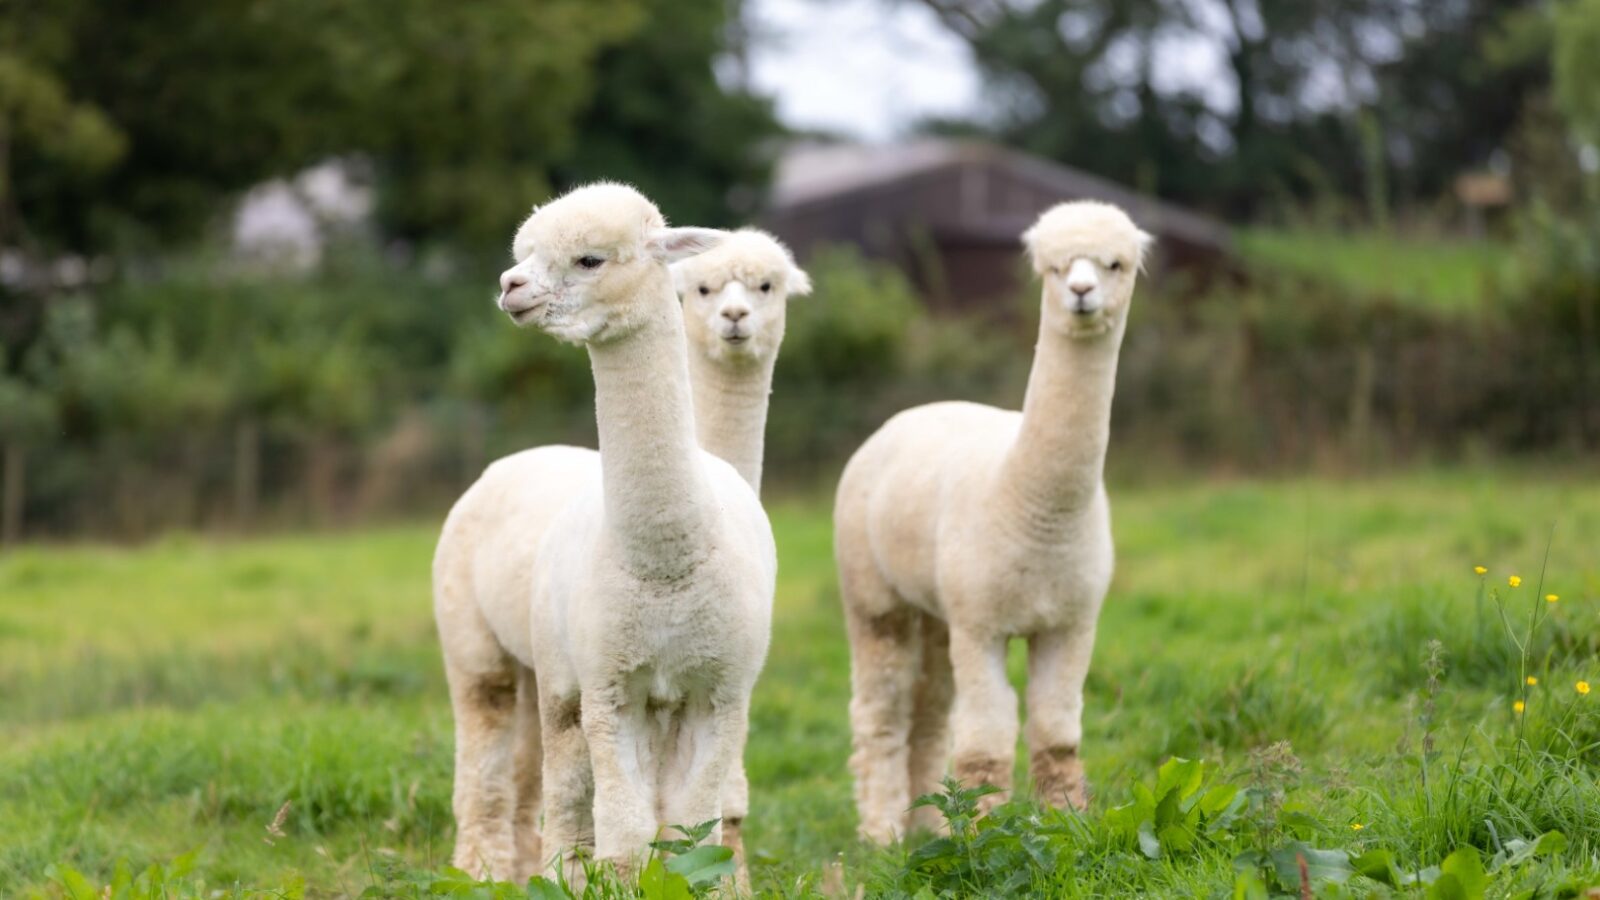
[
  {"x1": 434, "y1": 183, "x2": 776, "y2": 880},
  {"x1": 834, "y1": 200, "x2": 1152, "y2": 843}
]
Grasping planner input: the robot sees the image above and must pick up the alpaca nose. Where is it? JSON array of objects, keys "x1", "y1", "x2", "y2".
[
  {"x1": 500, "y1": 271, "x2": 529, "y2": 295},
  {"x1": 1069, "y1": 282, "x2": 1094, "y2": 297},
  {"x1": 721, "y1": 306, "x2": 749, "y2": 322}
]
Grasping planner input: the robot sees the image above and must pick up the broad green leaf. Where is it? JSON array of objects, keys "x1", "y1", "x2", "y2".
[
  {"x1": 1428, "y1": 847, "x2": 1488, "y2": 900},
  {"x1": 1198, "y1": 783, "x2": 1240, "y2": 818},
  {"x1": 1267, "y1": 842, "x2": 1354, "y2": 886},
  {"x1": 1533, "y1": 831, "x2": 1568, "y2": 857},
  {"x1": 1154, "y1": 783, "x2": 1183, "y2": 828},
  {"x1": 637, "y1": 858, "x2": 691, "y2": 900},
  {"x1": 1158, "y1": 822, "x2": 1196, "y2": 854},
  {"x1": 1351, "y1": 848, "x2": 1401, "y2": 886},
  {"x1": 1156, "y1": 757, "x2": 1204, "y2": 802},
  {"x1": 664, "y1": 845, "x2": 735, "y2": 887}
]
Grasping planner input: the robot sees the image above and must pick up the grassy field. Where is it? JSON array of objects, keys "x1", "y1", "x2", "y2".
[{"x1": 4, "y1": 470, "x2": 1600, "y2": 897}]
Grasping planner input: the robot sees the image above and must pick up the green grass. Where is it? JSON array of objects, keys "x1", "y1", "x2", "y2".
[
  {"x1": 1236, "y1": 229, "x2": 1514, "y2": 313},
  {"x1": 4, "y1": 470, "x2": 1600, "y2": 897}
]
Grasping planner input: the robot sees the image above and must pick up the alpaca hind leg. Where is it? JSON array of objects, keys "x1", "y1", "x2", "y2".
[
  {"x1": 444, "y1": 657, "x2": 520, "y2": 880},
  {"x1": 1025, "y1": 626, "x2": 1096, "y2": 810},
  {"x1": 843, "y1": 582, "x2": 922, "y2": 844},
  {"x1": 948, "y1": 625, "x2": 1018, "y2": 815},
  {"x1": 538, "y1": 690, "x2": 594, "y2": 885},
  {"x1": 720, "y1": 755, "x2": 751, "y2": 891},
  {"x1": 510, "y1": 664, "x2": 543, "y2": 881},
  {"x1": 907, "y1": 613, "x2": 954, "y2": 833}
]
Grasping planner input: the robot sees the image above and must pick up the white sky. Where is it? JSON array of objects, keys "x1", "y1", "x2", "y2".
[
  {"x1": 745, "y1": 0, "x2": 984, "y2": 141},
  {"x1": 743, "y1": 0, "x2": 1341, "y2": 145}
]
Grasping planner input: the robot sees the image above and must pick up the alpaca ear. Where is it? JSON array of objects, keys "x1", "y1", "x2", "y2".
[
  {"x1": 668, "y1": 261, "x2": 691, "y2": 298},
  {"x1": 786, "y1": 264, "x2": 813, "y2": 298},
  {"x1": 1135, "y1": 229, "x2": 1156, "y2": 271},
  {"x1": 1020, "y1": 223, "x2": 1042, "y2": 269},
  {"x1": 646, "y1": 227, "x2": 730, "y2": 264}
]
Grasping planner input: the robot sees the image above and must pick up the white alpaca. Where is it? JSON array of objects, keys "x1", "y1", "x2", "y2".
[
  {"x1": 670, "y1": 229, "x2": 810, "y2": 870},
  {"x1": 432, "y1": 183, "x2": 776, "y2": 880},
  {"x1": 834, "y1": 201, "x2": 1151, "y2": 843},
  {"x1": 674, "y1": 228, "x2": 812, "y2": 494}
]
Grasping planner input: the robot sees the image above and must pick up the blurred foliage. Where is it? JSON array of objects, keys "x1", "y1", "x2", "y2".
[
  {"x1": 3, "y1": 227, "x2": 1598, "y2": 538},
  {"x1": 1554, "y1": 0, "x2": 1600, "y2": 141},
  {"x1": 0, "y1": 0, "x2": 773, "y2": 255},
  {"x1": 917, "y1": 0, "x2": 1551, "y2": 220}
]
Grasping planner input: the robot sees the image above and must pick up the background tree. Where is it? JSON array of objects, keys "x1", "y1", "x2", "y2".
[{"x1": 913, "y1": 0, "x2": 1547, "y2": 219}]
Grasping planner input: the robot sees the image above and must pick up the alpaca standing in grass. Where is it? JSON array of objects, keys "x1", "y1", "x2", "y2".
[
  {"x1": 671, "y1": 229, "x2": 810, "y2": 870},
  {"x1": 432, "y1": 183, "x2": 776, "y2": 880},
  {"x1": 834, "y1": 201, "x2": 1151, "y2": 843}
]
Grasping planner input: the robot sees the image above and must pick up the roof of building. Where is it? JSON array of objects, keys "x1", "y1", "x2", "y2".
[{"x1": 768, "y1": 139, "x2": 1231, "y2": 253}]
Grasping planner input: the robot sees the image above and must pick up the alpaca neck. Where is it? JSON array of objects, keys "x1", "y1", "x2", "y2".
[
  {"x1": 688, "y1": 352, "x2": 775, "y2": 495},
  {"x1": 587, "y1": 277, "x2": 711, "y2": 580},
  {"x1": 998, "y1": 315, "x2": 1125, "y2": 533}
]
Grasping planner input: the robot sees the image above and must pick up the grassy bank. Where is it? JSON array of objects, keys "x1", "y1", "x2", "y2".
[{"x1": 3, "y1": 470, "x2": 1599, "y2": 896}]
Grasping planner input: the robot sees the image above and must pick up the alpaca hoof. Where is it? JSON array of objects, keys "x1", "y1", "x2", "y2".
[
  {"x1": 952, "y1": 754, "x2": 1013, "y2": 813},
  {"x1": 722, "y1": 817, "x2": 750, "y2": 891},
  {"x1": 1031, "y1": 745, "x2": 1088, "y2": 811}
]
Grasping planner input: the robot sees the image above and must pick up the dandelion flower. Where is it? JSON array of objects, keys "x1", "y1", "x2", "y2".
[
  {"x1": 1579, "y1": 681, "x2": 1591, "y2": 696},
  {"x1": 1509, "y1": 575, "x2": 1522, "y2": 587},
  {"x1": 1513, "y1": 700, "x2": 1526, "y2": 714},
  {"x1": 1474, "y1": 566, "x2": 1487, "y2": 575},
  {"x1": 1350, "y1": 823, "x2": 1364, "y2": 831},
  {"x1": 1527, "y1": 676, "x2": 1538, "y2": 686},
  {"x1": 1546, "y1": 594, "x2": 1558, "y2": 603}
]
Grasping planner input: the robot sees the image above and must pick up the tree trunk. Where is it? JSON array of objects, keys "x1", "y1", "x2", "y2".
[{"x1": 2, "y1": 442, "x2": 22, "y2": 548}]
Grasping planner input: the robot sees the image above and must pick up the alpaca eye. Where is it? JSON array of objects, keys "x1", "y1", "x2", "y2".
[
  {"x1": 760, "y1": 281, "x2": 772, "y2": 293},
  {"x1": 698, "y1": 285, "x2": 710, "y2": 296},
  {"x1": 576, "y1": 255, "x2": 604, "y2": 270},
  {"x1": 1109, "y1": 260, "x2": 1124, "y2": 272}
]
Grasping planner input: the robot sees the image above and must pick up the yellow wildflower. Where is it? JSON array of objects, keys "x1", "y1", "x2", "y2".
[
  {"x1": 1527, "y1": 676, "x2": 1538, "y2": 686},
  {"x1": 1579, "y1": 681, "x2": 1591, "y2": 696},
  {"x1": 1474, "y1": 566, "x2": 1487, "y2": 575},
  {"x1": 1513, "y1": 700, "x2": 1526, "y2": 714},
  {"x1": 1546, "y1": 594, "x2": 1558, "y2": 603},
  {"x1": 1350, "y1": 823, "x2": 1364, "y2": 831},
  {"x1": 1508, "y1": 575, "x2": 1522, "y2": 587}
]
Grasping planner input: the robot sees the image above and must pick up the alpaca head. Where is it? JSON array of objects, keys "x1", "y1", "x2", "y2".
[
  {"x1": 1022, "y1": 201, "x2": 1153, "y2": 339},
  {"x1": 497, "y1": 182, "x2": 729, "y2": 344},
  {"x1": 671, "y1": 229, "x2": 812, "y2": 365}
]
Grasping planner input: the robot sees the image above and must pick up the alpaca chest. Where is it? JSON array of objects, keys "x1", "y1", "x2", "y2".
[
  {"x1": 569, "y1": 568, "x2": 773, "y2": 694},
  {"x1": 934, "y1": 519, "x2": 1113, "y2": 636}
]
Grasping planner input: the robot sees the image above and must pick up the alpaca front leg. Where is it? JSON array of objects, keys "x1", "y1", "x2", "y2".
[
  {"x1": 948, "y1": 627, "x2": 1018, "y2": 813},
  {"x1": 538, "y1": 691, "x2": 594, "y2": 885},
  {"x1": 583, "y1": 693, "x2": 658, "y2": 872},
  {"x1": 1025, "y1": 625, "x2": 1097, "y2": 810},
  {"x1": 660, "y1": 702, "x2": 746, "y2": 847},
  {"x1": 844, "y1": 602, "x2": 923, "y2": 844}
]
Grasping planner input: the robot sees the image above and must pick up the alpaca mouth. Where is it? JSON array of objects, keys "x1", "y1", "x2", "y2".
[
  {"x1": 508, "y1": 305, "x2": 544, "y2": 325},
  {"x1": 723, "y1": 334, "x2": 749, "y2": 344}
]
